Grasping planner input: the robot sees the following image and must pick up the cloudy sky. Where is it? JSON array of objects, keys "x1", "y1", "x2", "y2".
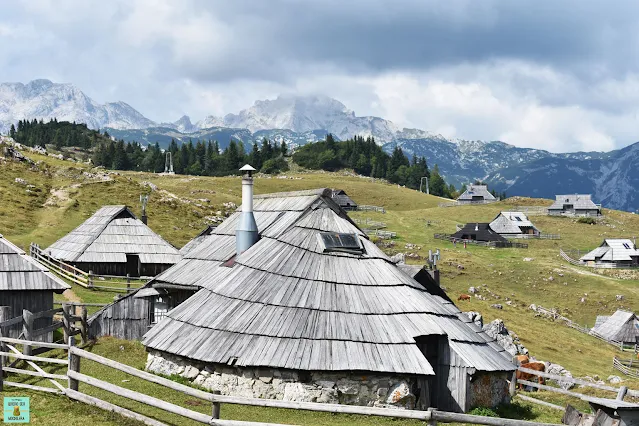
[{"x1": 2, "y1": 0, "x2": 639, "y2": 152}]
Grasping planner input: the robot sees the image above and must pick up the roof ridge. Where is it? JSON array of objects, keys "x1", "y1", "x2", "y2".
[{"x1": 254, "y1": 188, "x2": 330, "y2": 199}]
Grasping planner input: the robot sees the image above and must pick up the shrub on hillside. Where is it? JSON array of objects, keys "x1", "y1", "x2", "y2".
[
  {"x1": 260, "y1": 157, "x2": 289, "y2": 174},
  {"x1": 577, "y1": 217, "x2": 597, "y2": 224},
  {"x1": 469, "y1": 407, "x2": 499, "y2": 417}
]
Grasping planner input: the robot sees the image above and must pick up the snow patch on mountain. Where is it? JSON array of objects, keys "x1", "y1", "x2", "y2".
[{"x1": 0, "y1": 79, "x2": 156, "y2": 134}]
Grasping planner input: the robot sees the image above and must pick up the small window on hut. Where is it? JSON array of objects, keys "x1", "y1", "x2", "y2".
[
  {"x1": 152, "y1": 295, "x2": 170, "y2": 324},
  {"x1": 319, "y1": 232, "x2": 363, "y2": 254}
]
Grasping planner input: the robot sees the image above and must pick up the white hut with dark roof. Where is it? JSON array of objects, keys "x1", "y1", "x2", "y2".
[
  {"x1": 456, "y1": 185, "x2": 497, "y2": 204},
  {"x1": 44, "y1": 205, "x2": 181, "y2": 277},
  {"x1": 0, "y1": 234, "x2": 70, "y2": 339},
  {"x1": 139, "y1": 171, "x2": 515, "y2": 412}
]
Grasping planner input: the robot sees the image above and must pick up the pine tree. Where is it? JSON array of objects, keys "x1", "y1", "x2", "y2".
[{"x1": 9, "y1": 124, "x2": 15, "y2": 139}]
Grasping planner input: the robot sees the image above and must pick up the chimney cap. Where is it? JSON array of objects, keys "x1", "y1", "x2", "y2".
[{"x1": 240, "y1": 164, "x2": 256, "y2": 172}]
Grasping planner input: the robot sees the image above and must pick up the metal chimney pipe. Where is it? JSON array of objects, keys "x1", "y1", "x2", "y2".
[{"x1": 236, "y1": 164, "x2": 259, "y2": 255}]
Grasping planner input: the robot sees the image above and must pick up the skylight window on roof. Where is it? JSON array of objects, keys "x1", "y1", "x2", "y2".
[
  {"x1": 623, "y1": 243, "x2": 631, "y2": 249},
  {"x1": 515, "y1": 217, "x2": 522, "y2": 221},
  {"x1": 320, "y1": 232, "x2": 363, "y2": 253}
]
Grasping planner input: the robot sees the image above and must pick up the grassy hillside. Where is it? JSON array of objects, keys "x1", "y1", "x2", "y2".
[{"x1": 2, "y1": 145, "x2": 639, "y2": 424}]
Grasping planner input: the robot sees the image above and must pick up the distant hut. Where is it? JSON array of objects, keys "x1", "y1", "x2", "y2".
[
  {"x1": 456, "y1": 185, "x2": 496, "y2": 204},
  {"x1": 0, "y1": 234, "x2": 70, "y2": 339},
  {"x1": 580, "y1": 239, "x2": 639, "y2": 267},
  {"x1": 590, "y1": 310, "x2": 639, "y2": 346},
  {"x1": 489, "y1": 212, "x2": 540, "y2": 237},
  {"x1": 330, "y1": 189, "x2": 358, "y2": 211},
  {"x1": 548, "y1": 194, "x2": 601, "y2": 217},
  {"x1": 452, "y1": 223, "x2": 508, "y2": 243},
  {"x1": 140, "y1": 168, "x2": 515, "y2": 413},
  {"x1": 43, "y1": 205, "x2": 181, "y2": 277}
]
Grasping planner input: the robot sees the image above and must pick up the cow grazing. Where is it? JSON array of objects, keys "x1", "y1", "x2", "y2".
[
  {"x1": 516, "y1": 362, "x2": 546, "y2": 390},
  {"x1": 458, "y1": 294, "x2": 471, "y2": 301},
  {"x1": 514, "y1": 355, "x2": 530, "y2": 366}
]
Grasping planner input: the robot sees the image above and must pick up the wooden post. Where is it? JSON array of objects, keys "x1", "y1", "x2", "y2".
[
  {"x1": 211, "y1": 390, "x2": 221, "y2": 419},
  {"x1": 509, "y1": 370, "x2": 518, "y2": 396},
  {"x1": 68, "y1": 335, "x2": 80, "y2": 391},
  {"x1": 427, "y1": 408, "x2": 437, "y2": 426},
  {"x1": 22, "y1": 309, "x2": 33, "y2": 356},
  {"x1": 0, "y1": 306, "x2": 8, "y2": 368},
  {"x1": 88, "y1": 270, "x2": 94, "y2": 289},
  {"x1": 617, "y1": 386, "x2": 628, "y2": 401},
  {"x1": 80, "y1": 305, "x2": 88, "y2": 344},
  {"x1": 62, "y1": 302, "x2": 72, "y2": 344},
  {"x1": 126, "y1": 274, "x2": 131, "y2": 292}
]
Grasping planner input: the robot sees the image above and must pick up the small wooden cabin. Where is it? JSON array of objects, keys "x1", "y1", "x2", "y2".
[
  {"x1": 580, "y1": 239, "x2": 639, "y2": 267},
  {"x1": 330, "y1": 189, "x2": 358, "y2": 211},
  {"x1": 43, "y1": 205, "x2": 181, "y2": 277},
  {"x1": 590, "y1": 310, "x2": 639, "y2": 345},
  {"x1": 489, "y1": 212, "x2": 540, "y2": 237},
  {"x1": 0, "y1": 234, "x2": 70, "y2": 339},
  {"x1": 141, "y1": 188, "x2": 515, "y2": 413},
  {"x1": 456, "y1": 185, "x2": 496, "y2": 204},
  {"x1": 452, "y1": 223, "x2": 508, "y2": 243},
  {"x1": 548, "y1": 194, "x2": 601, "y2": 217}
]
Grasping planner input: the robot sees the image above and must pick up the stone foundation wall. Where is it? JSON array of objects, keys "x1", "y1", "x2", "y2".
[
  {"x1": 146, "y1": 350, "x2": 418, "y2": 408},
  {"x1": 469, "y1": 372, "x2": 510, "y2": 409}
]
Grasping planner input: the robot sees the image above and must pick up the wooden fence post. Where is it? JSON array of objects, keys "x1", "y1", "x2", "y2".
[
  {"x1": 80, "y1": 305, "x2": 88, "y2": 344},
  {"x1": 62, "y1": 302, "x2": 72, "y2": 344},
  {"x1": 127, "y1": 274, "x2": 131, "y2": 292},
  {"x1": 22, "y1": 309, "x2": 33, "y2": 356},
  {"x1": 0, "y1": 306, "x2": 8, "y2": 370},
  {"x1": 68, "y1": 335, "x2": 80, "y2": 391},
  {"x1": 617, "y1": 386, "x2": 628, "y2": 401},
  {"x1": 509, "y1": 370, "x2": 518, "y2": 397},
  {"x1": 212, "y1": 390, "x2": 221, "y2": 419},
  {"x1": 427, "y1": 407, "x2": 437, "y2": 426},
  {"x1": 88, "y1": 270, "x2": 94, "y2": 289}
]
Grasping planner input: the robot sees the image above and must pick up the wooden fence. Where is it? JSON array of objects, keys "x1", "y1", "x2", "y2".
[
  {"x1": 613, "y1": 357, "x2": 639, "y2": 379},
  {"x1": 30, "y1": 243, "x2": 147, "y2": 292},
  {"x1": 356, "y1": 205, "x2": 386, "y2": 213},
  {"x1": 509, "y1": 206, "x2": 550, "y2": 216},
  {"x1": 0, "y1": 336, "x2": 561, "y2": 426},
  {"x1": 434, "y1": 234, "x2": 528, "y2": 249},
  {"x1": 0, "y1": 303, "x2": 89, "y2": 348},
  {"x1": 352, "y1": 218, "x2": 387, "y2": 229},
  {"x1": 508, "y1": 234, "x2": 561, "y2": 240},
  {"x1": 438, "y1": 200, "x2": 500, "y2": 208}
]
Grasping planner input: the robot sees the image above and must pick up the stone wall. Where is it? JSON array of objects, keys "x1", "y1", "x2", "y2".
[
  {"x1": 146, "y1": 350, "x2": 418, "y2": 408},
  {"x1": 469, "y1": 372, "x2": 510, "y2": 409}
]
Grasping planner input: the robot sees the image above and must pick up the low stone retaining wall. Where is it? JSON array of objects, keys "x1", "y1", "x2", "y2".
[{"x1": 146, "y1": 350, "x2": 418, "y2": 408}]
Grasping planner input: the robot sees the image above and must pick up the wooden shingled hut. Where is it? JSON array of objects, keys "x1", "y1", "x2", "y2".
[
  {"x1": 456, "y1": 185, "x2": 496, "y2": 204},
  {"x1": 43, "y1": 205, "x2": 181, "y2": 277},
  {"x1": 139, "y1": 168, "x2": 515, "y2": 412},
  {"x1": 590, "y1": 310, "x2": 639, "y2": 346},
  {"x1": 330, "y1": 189, "x2": 358, "y2": 211},
  {"x1": 0, "y1": 234, "x2": 70, "y2": 339}
]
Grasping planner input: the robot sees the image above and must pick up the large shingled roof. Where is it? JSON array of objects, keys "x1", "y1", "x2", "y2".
[
  {"x1": 0, "y1": 235, "x2": 70, "y2": 292},
  {"x1": 457, "y1": 185, "x2": 496, "y2": 202},
  {"x1": 580, "y1": 239, "x2": 639, "y2": 262},
  {"x1": 142, "y1": 188, "x2": 514, "y2": 376},
  {"x1": 44, "y1": 205, "x2": 181, "y2": 265},
  {"x1": 549, "y1": 194, "x2": 600, "y2": 211},
  {"x1": 590, "y1": 310, "x2": 639, "y2": 344}
]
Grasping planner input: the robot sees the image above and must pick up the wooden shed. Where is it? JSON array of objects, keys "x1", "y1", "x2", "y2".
[
  {"x1": 0, "y1": 234, "x2": 70, "y2": 339},
  {"x1": 43, "y1": 205, "x2": 181, "y2": 277},
  {"x1": 330, "y1": 189, "x2": 358, "y2": 211},
  {"x1": 590, "y1": 310, "x2": 639, "y2": 345},
  {"x1": 452, "y1": 223, "x2": 508, "y2": 243},
  {"x1": 489, "y1": 212, "x2": 540, "y2": 237},
  {"x1": 141, "y1": 188, "x2": 515, "y2": 412},
  {"x1": 456, "y1": 185, "x2": 496, "y2": 204}
]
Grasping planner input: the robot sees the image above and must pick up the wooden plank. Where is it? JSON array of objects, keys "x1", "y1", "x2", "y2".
[
  {"x1": 54, "y1": 302, "x2": 108, "y2": 307},
  {"x1": 68, "y1": 370, "x2": 213, "y2": 424},
  {"x1": 32, "y1": 308, "x2": 64, "y2": 320},
  {"x1": 31, "y1": 321, "x2": 64, "y2": 338},
  {"x1": 2, "y1": 366, "x2": 67, "y2": 380},
  {"x1": 0, "y1": 316, "x2": 24, "y2": 328},
  {"x1": 0, "y1": 351, "x2": 69, "y2": 365},
  {"x1": 4, "y1": 343, "x2": 66, "y2": 392},
  {"x1": 518, "y1": 366, "x2": 639, "y2": 398},
  {"x1": 431, "y1": 410, "x2": 559, "y2": 426},
  {"x1": 516, "y1": 394, "x2": 565, "y2": 411},
  {"x1": 0, "y1": 337, "x2": 67, "y2": 349},
  {"x1": 65, "y1": 389, "x2": 169, "y2": 426},
  {"x1": 2, "y1": 380, "x2": 62, "y2": 394},
  {"x1": 517, "y1": 379, "x2": 589, "y2": 399}
]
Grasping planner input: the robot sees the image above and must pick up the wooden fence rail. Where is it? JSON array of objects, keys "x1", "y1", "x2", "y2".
[
  {"x1": 434, "y1": 234, "x2": 528, "y2": 249},
  {"x1": 30, "y1": 243, "x2": 147, "y2": 292},
  {"x1": 613, "y1": 357, "x2": 639, "y2": 379},
  {"x1": 0, "y1": 335, "x2": 564, "y2": 426}
]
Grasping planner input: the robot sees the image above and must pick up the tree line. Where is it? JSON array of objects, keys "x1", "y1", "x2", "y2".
[
  {"x1": 293, "y1": 135, "x2": 456, "y2": 197},
  {"x1": 9, "y1": 119, "x2": 459, "y2": 197}
]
